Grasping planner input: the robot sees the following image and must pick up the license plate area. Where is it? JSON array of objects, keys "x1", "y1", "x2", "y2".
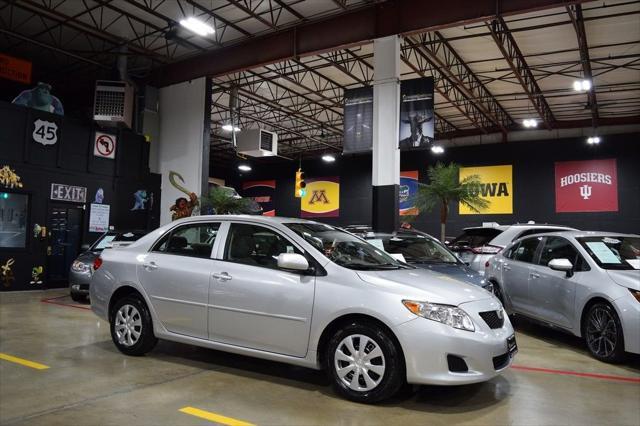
[{"x1": 507, "y1": 334, "x2": 518, "y2": 356}]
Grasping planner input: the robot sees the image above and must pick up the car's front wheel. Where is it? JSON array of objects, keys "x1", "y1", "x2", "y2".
[
  {"x1": 584, "y1": 302, "x2": 625, "y2": 363},
  {"x1": 325, "y1": 321, "x2": 405, "y2": 403},
  {"x1": 110, "y1": 295, "x2": 157, "y2": 356}
]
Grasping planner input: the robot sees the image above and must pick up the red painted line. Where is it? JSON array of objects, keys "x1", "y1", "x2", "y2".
[
  {"x1": 512, "y1": 364, "x2": 640, "y2": 383},
  {"x1": 41, "y1": 296, "x2": 92, "y2": 311}
]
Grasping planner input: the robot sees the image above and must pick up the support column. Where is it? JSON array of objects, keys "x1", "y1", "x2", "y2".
[{"x1": 372, "y1": 35, "x2": 401, "y2": 232}]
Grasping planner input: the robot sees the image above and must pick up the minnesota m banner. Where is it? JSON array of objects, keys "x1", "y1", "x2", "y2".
[
  {"x1": 301, "y1": 177, "x2": 340, "y2": 218},
  {"x1": 459, "y1": 165, "x2": 513, "y2": 215}
]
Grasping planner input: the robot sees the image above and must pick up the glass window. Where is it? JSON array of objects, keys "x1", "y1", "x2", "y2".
[
  {"x1": 450, "y1": 228, "x2": 503, "y2": 250},
  {"x1": 153, "y1": 223, "x2": 220, "y2": 258},
  {"x1": 577, "y1": 236, "x2": 640, "y2": 270},
  {"x1": 512, "y1": 237, "x2": 542, "y2": 263},
  {"x1": 0, "y1": 192, "x2": 28, "y2": 249},
  {"x1": 539, "y1": 237, "x2": 588, "y2": 271},
  {"x1": 379, "y1": 234, "x2": 459, "y2": 264},
  {"x1": 92, "y1": 231, "x2": 145, "y2": 251},
  {"x1": 224, "y1": 223, "x2": 302, "y2": 270},
  {"x1": 504, "y1": 242, "x2": 520, "y2": 260}
]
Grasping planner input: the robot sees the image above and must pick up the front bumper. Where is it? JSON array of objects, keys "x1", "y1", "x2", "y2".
[
  {"x1": 614, "y1": 295, "x2": 640, "y2": 355},
  {"x1": 68, "y1": 269, "x2": 91, "y2": 295},
  {"x1": 393, "y1": 298, "x2": 515, "y2": 385}
]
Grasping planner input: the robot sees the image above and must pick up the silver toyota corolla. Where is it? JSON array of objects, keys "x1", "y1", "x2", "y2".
[
  {"x1": 486, "y1": 231, "x2": 640, "y2": 363},
  {"x1": 90, "y1": 216, "x2": 516, "y2": 403}
]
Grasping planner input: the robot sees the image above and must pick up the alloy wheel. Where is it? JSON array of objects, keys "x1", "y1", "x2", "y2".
[
  {"x1": 114, "y1": 304, "x2": 142, "y2": 347},
  {"x1": 334, "y1": 334, "x2": 385, "y2": 392},
  {"x1": 585, "y1": 307, "x2": 618, "y2": 358}
]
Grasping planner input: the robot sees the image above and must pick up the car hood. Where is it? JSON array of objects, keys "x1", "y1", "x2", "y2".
[
  {"x1": 412, "y1": 263, "x2": 486, "y2": 287},
  {"x1": 607, "y1": 270, "x2": 640, "y2": 291},
  {"x1": 356, "y1": 268, "x2": 493, "y2": 306}
]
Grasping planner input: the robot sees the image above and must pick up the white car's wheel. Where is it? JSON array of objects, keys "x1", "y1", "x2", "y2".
[{"x1": 110, "y1": 295, "x2": 157, "y2": 356}]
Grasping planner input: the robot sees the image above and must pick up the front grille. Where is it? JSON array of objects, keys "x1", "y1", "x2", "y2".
[
  {"x1": 493, "y1": 352, "x2": 510, "y2": 370},
  {"x1": 479, "y1": 310, "x2": 505, "y2": 329},
  {"x1": 447, "y1": 355, "x2": 469, "y2": 373}
]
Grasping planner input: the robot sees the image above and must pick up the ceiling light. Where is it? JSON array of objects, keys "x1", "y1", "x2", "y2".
[
  {"x1": 180, "y1": 17, "x2": 215, "y2": 37},
  {"x1": 573, "y1": 79, "x2": 591, "y2": 92},
  {"x1": 522, "y1": 119, "x2": 538, "y2": 128},
  {"x1": 221, "y1": 124, "x2": 240, "y2": 132},
  {"x1": 431, "y1": 145, "x2": 444, "y2": 154},
  {"x1": 587, "y1": 136, "x2": 600, "y2": 145},
  {"x1": 238, "y1": 164, "x2": 252, "y2": 172},
  {"x1": 322, "y1": 154, "x2": 336, "y2": 163}
]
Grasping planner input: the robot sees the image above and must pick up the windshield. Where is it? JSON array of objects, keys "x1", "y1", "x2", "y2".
[
  {"x1": 371, "y1": 234, "x2": 460, "y2": 264},
  {"x1": 577, "y1": 236, "x2": 640, "y2": 270},
  {"x1": 450, "y1": 228, "x2": 502, "y2": 250},
  {"x1": 286, "y1": 223, "x2": 406, "y2": 270}
]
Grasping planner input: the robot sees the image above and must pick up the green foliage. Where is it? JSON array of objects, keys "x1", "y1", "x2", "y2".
[{"x1": 200, "y1": 187, "x2": 251, "y2": 215}]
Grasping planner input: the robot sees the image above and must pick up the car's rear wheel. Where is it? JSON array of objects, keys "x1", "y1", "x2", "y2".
[
  {"x1": 110, "y1": 295, "x2": 157, "y2": 356},
  {"x1": 70, "y1": 291, "x2": 85, "y2": 303},
  {"x1": 583, "y1": 302, "x2": 625, "y2": 363},
  {"x1": 325, "y1": 321, "x2": 405, "y2": 403}
]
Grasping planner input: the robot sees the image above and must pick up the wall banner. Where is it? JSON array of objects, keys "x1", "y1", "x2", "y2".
[
  {"x1": 399, "y1": 77, "x2": 434, "y2": 150},
  {"x1": 555, "y1": 159, "x2": 618, "y2": 213},
  {"x1": 243, "y1": 180, "x2": 276, "y2": 216},
  {"x1": 459, "y1": 165, "x2": 513, "y2": 215},
  {"x1": 0, "y1": 53, "x2": 32, "y2": 84},
  {"x1": 399, "y1": 171, "x2": 419, "y2": 216},
  {"x1": 343, "y1": 87, "x2": 374, "y2": 154},
  {"x1": 301, "y1": 177, "x2": 340, "y2": 218}
]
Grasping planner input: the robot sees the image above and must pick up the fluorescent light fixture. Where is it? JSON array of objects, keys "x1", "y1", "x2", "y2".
[
  {"x1": 221, "y1": 124, "x2": 240, "y2": 132},
  {"x1": 522, "y1": 119, "x2": 538, "y2": 128},
  {"x1": 322, "y1": 154, "x2": 336, "y2": 163},
  {"x1": 573, "y1": 79, "x2": 591, "y2": 91},
  {"x1": 180, "y1": 17, "x2": 215, "y2": 37},
  {"x1": 431, "y1": 145, "x2": 444, "y2": 154},
  {"x1": 238, "y1": 164, "x2": 252, "y2": 172},
  {"x1": 587, "y1": 136, "x2": 600, "y2": 145}
]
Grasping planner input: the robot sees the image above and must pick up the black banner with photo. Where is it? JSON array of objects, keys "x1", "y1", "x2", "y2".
[
  {"x1": 399, "y1": 77, "x2": 434, "y2": 150},
  {"x1": 342, "y1": 86, "x2": 373, "y2": 154}
]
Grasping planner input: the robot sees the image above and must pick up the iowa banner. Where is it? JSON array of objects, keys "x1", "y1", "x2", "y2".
[
  {"x1": 399, "y1": 171, "x2": 419, "y2": 216},
  {"x1": 300, "y1": 177, "x2": 340, "y2": 218},
  {"x1": 242, "y1": 180, "x2": 276, "y2": 216},
  {"x1": 555, "y1": 159, "x2": 618, "y2": 213},
  {"x1": 459, "y1": 165, "x2": 513, "y2": 215}
]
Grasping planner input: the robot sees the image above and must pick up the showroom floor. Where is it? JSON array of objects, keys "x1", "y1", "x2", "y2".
[{"x1": 0, "y1": 290, "x2": 638, "y2": 426}]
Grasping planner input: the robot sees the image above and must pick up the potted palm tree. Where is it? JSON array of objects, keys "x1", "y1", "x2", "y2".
[
  {"x1": 200, "y1": 186, "x2": 251, "y2": 215},
  {"x1": 414, "y1": 162, "x2": 490, "y2": 242}
]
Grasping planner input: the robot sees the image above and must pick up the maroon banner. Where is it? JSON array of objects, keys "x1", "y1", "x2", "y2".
[{"x1": 555, "y1": 159, "x2": 618, "y2": 213}]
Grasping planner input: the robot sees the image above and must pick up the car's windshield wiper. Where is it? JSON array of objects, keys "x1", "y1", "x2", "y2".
[{"x1": 344, "y1": 263, "x2": 401, "y2": 270}]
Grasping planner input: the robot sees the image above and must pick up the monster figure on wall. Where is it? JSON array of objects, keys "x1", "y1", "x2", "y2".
[
  {"x1": 169, "y1": 171, "x2": 199, "y2": 221},
  {"x1": 0, "y1": 166, "x2": 24, "y2": 188},
  {"x1": 94, "y1": 188, "x2": 104, "y2": 204},
  {"x1": 1, "y1": 259, "x2": 15, "y2": 288},
  {"x1": 12, "y1": 82, "x2": 64, "y2": 116},
  {"x1": 30, "y1": 266, "x2": 44, "y2": 285},
  {"x1": 131, "y1": 190, "x2": 148, "y2": 211}
]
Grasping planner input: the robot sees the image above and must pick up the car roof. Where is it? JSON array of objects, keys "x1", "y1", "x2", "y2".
[
  {"x1": 171, "y1": 214, "x2": 323, "y2": 226},
  {"x1": 533, "y1": 230, "x2": 640, "y2": 238},
  {"x1": 462, "y1": 223, "x2": 574, "y2": 231}
]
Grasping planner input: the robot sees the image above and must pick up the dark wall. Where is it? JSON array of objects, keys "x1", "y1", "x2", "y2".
[
  {"x1": 222, "y1": 133, "x2": 640, "y2": 236},
  {"x1": 0, "y1": 101, "x2": 160, "y2": 291}
]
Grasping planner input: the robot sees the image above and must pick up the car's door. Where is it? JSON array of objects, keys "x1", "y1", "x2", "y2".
[
  {"x1": 208, "y1": 222, "x2": 315, "y2": 357},
  {"x1": 502, "y1": 236, "x2": 543, "y2": 314},
  {"x1": 528, "y1": 236, "x2": 586, "y2": 329},
  {"x1": 138, "y1": 222, "x2": 221, "y2": 339}
]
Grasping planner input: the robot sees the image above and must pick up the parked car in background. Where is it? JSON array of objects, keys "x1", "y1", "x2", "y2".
[
  {"x1": 449, "y1": 222, "x2": 577, "y2": 275},
  {"x1": 344, "y1": 225, "x2": 491, "y2": 292},
  {"x1": 486, "y1": 231, "x2": 640, "y2": 362},
  {"x1": 69, "y1": 230, "x2": 146, "y2": 302},
  {"x1": 90, "y1": 216, "x2": 516, "y2": 403}
]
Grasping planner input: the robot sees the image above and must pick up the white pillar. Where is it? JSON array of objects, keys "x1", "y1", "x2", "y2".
[{"x1": 372, "y1": 35, "x2": 401, "y2": 232}]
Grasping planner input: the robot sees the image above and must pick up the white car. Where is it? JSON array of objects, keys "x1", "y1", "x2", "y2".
[{"x1": 90, "y1": 215, "x2": 516, "y2": 403}]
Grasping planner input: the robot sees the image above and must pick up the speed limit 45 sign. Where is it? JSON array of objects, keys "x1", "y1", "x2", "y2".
[{"x1": 94, "y1": 131, "x2": 117, "y2": 159}]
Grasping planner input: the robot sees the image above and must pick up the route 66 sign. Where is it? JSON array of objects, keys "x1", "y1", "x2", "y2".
[
  {"x1": 32, "y1": 119, "x2": 58, "y2": 146},
  {"x1": 93, "y1": 131, "x2": 117, "y2": 159}
]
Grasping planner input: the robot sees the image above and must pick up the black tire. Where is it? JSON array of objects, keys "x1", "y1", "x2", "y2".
[
  {"x1": 325, "y1": 321, "x2": 405, "y2": 403},
  {"x1": 110, "y1": 294, "x2": 157, "y2": 356},
  {"x1": 583, "y1": 302, "x2": 625, "y2": 363},
  {"x1": 70, "y1": 291, "x2": 85, "y2": 303}
]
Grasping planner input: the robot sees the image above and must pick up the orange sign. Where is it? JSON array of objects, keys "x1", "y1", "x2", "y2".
[{"x1": 0, "y1": 53, "x2": 32, "y2": 84}]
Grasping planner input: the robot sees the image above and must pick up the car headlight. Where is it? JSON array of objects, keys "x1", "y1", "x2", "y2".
[
  {"x1": 71, "y1": 260, "x2": 90, "y2": 273},
  {"x1": 629, "y1": 288, "x2": 640, "y2": 303},
  {"x1": 402, "y1": 300, "x2": 475, "y2": 332}
]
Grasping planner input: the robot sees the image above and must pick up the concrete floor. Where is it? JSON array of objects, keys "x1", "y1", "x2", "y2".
[{"x1": 1, "y1": 289, "x2": 638, "y2": 426}]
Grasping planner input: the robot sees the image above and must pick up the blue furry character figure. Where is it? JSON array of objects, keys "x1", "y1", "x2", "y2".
[
  {"x1": 132, "y1": 190, "x2": 148, "y2": 211},
  {"x1": 12, "y1": 82, "x2": 64, "y2": 116}
]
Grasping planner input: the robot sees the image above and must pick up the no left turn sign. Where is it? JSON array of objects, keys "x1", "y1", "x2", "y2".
[{"x1": 94, "y1": 131, "x2": 117, "y2": 159}]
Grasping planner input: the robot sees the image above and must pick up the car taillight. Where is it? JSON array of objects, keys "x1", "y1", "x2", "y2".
[
  {"x1": 93, "y1": 257, "x2": 103, "y2": 270},
  {"x1": 471, "y1": 245, "x2": 502, "y2": 255}
]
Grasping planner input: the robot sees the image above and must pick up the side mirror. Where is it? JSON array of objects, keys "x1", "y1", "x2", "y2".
[
  {"x1": 548, "y1": 258, "x2": 574, "y2": 277},
  {"x1": 277, "y1": 253, "x2": 310, "y2": 272}
]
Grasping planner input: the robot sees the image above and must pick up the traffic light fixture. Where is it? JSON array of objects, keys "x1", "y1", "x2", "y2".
[{"x1": 295, "y1": 169, "x2": 306, "y2": 198}]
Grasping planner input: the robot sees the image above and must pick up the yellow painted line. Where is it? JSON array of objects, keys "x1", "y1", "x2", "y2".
[
  {"x1": 0, "y1": 353, "x2": 50, "y2": 370},
  {"x1": 179, "y1": 407, "x2": 255, "y2": 426}
]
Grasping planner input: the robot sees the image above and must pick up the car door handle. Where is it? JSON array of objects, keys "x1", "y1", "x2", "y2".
[
  {"x1": 212, "y1": 272, "x2": 232, "y2": 281},
  {"x1": 530, "y1": 272, "x2": 540, "y2": 279},
  {"x1": 503, "y1": 264, "x2": 511, "y2": 271},
  {"x1": 143, "y1": 262, "x2": 158, "y2": 271}
]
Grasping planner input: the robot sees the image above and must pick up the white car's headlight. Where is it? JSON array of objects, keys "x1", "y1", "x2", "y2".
[
  {"x1": 402, "y1": 300, "x2": 475, "y2": 332},
  {"x1": 71, "y1": 260, "x2": 90, "y2": 273}
]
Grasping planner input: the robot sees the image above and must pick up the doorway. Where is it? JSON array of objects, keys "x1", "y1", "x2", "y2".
[{"x1": 47, "y1": 204, "x2": 84, "y2": 283}]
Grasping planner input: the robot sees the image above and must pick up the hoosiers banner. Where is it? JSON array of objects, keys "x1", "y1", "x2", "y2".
[
  {"x1": 242, "y1": 180, "x2": 276, "y2": 216},
  {"x1": 399, "y1": 171, "x2": 419, "y2": 216},
  {"x1": 555, "y1": 159, "x2": 618, "y2": 212},
  {"x1": 301, "y1": 177, "x2": 340, "y2": 218},
  {"x1": 459, "y1": 165, "x2": 513, "y2": 215}
]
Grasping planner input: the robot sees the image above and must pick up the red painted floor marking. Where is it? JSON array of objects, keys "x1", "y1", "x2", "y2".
[
  {"x1": 512, "y1": 364, "x2": 640, "y2": 383},
  {"x1": 41, "y1": 295, "x2": 92, "y2": 311}
]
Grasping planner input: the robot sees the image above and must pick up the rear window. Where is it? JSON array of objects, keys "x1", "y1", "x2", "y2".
[
  {"x1": 93, "y1": 232, "x2": 144, "y2": 250},
  {"x1": 451, "y1": 228, "x2": 503, "y2": 250}
]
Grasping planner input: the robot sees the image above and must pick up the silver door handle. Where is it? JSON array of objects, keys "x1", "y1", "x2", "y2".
[
  {"x1": 530, "y1": 272, "x2": 540, "y2": 279},
  {"x1": 503, "y1": 264, "x2": 511, "y2": 271},
  {"x1": 212, "y1": 272, "x2": 232, "y2": 281},
  {"x1": 143, "y1": 262, "x2": 158, "y2": 270}
]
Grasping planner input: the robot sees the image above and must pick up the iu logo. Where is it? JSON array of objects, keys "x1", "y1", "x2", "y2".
[
  {"x1": 309, "y1": 190, "x2": 330, "y2": 205},
  {"x1": 580, "y1": 185, "x2": 592, "y2": 200}
]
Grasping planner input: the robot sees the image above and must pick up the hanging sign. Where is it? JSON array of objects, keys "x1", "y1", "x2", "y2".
[
  {"x1": 0, "y1": 53, "x2": 32, "y2": 84},
  {"x1": 243, "y1": 180, "x2": 276, "y2": 216},
  {"x1": 301, "y1": 177, "x2": 340, "y2": 218},
  {"x1": 555, "y1": 159, "x2": 618, "y2": 213},
  {"x1": 89, "y1": 203, "x2": 110, "y2": 232},
  {"x1": 94, "y1": 131, "x2": 117, "y2": 159},
  {"x1": 399, "y1": 171, "x2": 419, "y2": 216},
  {"x1": 50, "y1": 183, "x2": 87, "y2": 203},
  {"x1": 459, "y1": 165, "x2": 513, "y2": 215},
  {"x1": 32, "y1": 119, "x2": 58, "y2": 146}
]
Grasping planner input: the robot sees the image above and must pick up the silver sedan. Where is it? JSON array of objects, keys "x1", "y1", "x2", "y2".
[
  {"x1": 90, "y1": 216, "x2": 515, "y2": 403},
  {"x1": 487, "y1": 231, "x2": 640, "y2": 362}
]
